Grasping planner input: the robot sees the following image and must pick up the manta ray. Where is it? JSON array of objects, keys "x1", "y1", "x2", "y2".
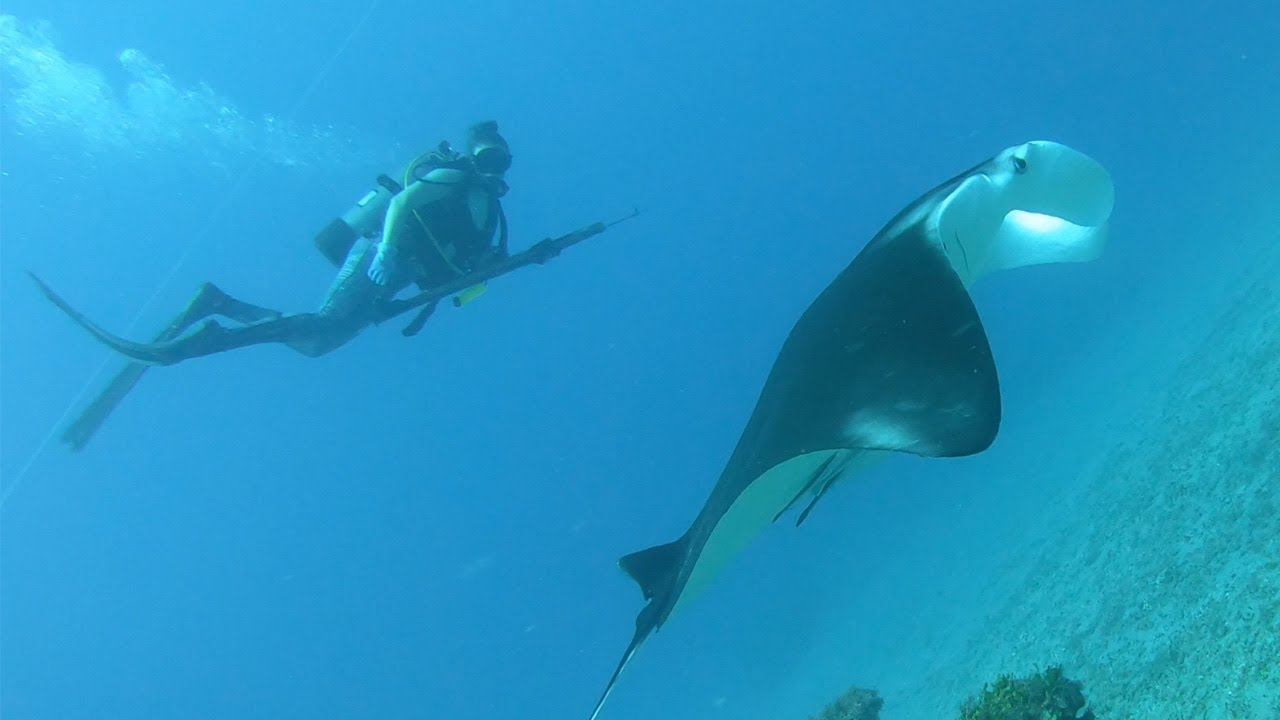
[{"x1": 588, "y1": 140, "x2": 1115, "y2": 719}]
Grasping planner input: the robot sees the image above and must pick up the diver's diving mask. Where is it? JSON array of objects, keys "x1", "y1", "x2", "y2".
[{"x1": 472, "y1": 143, "x2": 513, "y2": 175}]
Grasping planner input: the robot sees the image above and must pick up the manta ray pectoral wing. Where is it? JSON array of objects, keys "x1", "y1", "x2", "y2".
[{"x1": 825, "y1": 230, "x2": 1003, "y2": 458}]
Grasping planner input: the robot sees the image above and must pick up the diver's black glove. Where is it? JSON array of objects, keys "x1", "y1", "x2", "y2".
[{"x1": 527, "y1": 238, "x2": 561, "y2": 265}]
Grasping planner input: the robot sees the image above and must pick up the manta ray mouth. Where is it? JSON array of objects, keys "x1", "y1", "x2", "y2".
[
  {"x1": 1006, "y1": 209, "x2": 1075, "y2": 234},
  {"x1": 1017, "y1": 141, "x2": 1115, "y2": 228}
]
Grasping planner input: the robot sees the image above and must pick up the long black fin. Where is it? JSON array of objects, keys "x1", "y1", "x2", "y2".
[
  {"x1": 618, "y1": 540, "x2": 682, "y2": 601},
  {"x1": 795, "y1": 453, "x2": 854, "y2": 526},
  {"x1": 32, "y1": 273, "x2": 318, "y2": 365},
  {"x1": 30, "y1": 273, "x2": 178, "y2": 365},
  {"x1": 771, "y1": 454, "x2": 839, "y2": 524},
  {"x1": 60, "y1": 284, "x2": 221, "y2": 449},
  {"x1": 795, "y1": 470, "x2": 840, "y2": 526},
  {"x1": 61, "y1": 362, "x2": 150, "y2": 450}
]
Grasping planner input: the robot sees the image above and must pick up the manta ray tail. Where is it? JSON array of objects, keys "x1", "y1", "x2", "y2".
[
  {"x1": 588, "y1": 625, "x2": 645, "y2": 720},
  {"x1": 590, "y1": 542, "x2": 685, "y2": 719},
  {"x1": 589, "y1": 602, "x2": 663, "y2": 720}
]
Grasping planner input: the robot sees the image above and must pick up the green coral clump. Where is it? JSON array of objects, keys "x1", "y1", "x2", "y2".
[
  {"x1": 959, "y1": 666, "x2": 1095, "y2": 720},
  {"x1": 811, "y1": 686, "x2": 883, "y2": 720}
]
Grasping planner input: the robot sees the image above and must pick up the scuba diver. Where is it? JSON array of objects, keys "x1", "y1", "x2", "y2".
[{"x1": 33, "y1": 120, "x2": 637, "y2": 449}]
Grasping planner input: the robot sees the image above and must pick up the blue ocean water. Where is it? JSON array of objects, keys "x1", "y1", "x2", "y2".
[{"x1": 1, "y1": 2, "x2": 1277, "y2": 719}]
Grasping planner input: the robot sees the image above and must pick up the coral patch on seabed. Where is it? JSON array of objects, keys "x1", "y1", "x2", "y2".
[
  {"x1": 810, "y1": 687, "x2": 884, "y2": 720},
  {"x1": 959, "y1": 666, "x2": 1094, "y2": 720}
]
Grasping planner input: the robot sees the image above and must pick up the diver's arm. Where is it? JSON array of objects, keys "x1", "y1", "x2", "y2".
[
  {"x1": 368, "y1": 168, "x2": 467, "y2": 285},
  {"x1": 381, "y1": 168, "x2": 465, "y2": 243}
]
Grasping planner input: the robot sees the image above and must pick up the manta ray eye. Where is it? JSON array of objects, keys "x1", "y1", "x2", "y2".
[{"x1": 1011, "y1": 156, "x2": 1028, "y2": 174}]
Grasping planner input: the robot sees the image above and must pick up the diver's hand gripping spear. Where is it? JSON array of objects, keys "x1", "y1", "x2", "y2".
[{"x1": 379, "y1": 208, "x2": 641, "y2": 333}]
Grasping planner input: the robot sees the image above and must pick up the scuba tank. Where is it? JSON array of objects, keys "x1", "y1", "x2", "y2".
[
  {"x1": 313, "y1": 142, "x2": 465, "y2": 268},
  {"x1": 313, "y1": 174, "x2": 403, "y2": 268}
]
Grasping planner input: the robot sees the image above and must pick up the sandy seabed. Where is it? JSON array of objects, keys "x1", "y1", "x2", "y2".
[{"x1": 893, "y1": 249, "x2": 1280, "y2": 719}]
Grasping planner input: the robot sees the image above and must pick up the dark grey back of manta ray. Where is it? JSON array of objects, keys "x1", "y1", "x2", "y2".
[
  {"x1": 719, "y1": 171, "x2": 1001, "y2": 475},
  {"x1": 588, "y1": 166, "x2": 1002, "y2": 719}
]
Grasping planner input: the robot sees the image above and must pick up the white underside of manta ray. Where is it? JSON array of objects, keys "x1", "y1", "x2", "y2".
[{"x1": 589, "y1": 140, "x2": 1116, "y2": 720}]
